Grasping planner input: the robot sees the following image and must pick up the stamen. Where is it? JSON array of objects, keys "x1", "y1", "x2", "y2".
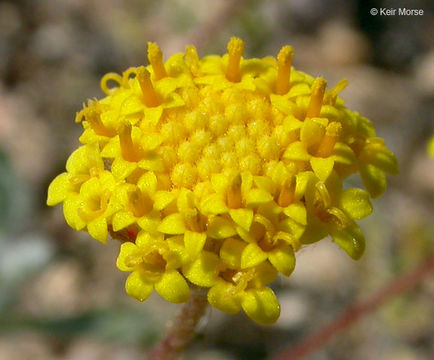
[
  {"x1": 119, "y1": 123, "x2": 138, "y2": 161},
  {"x1": 147, "y1": 42, "x2": 167, "y2": 80},
  {"x1": 316, "y1": 122, "x2": 342, "y2": 157},
  {"x1": 315, "y1": 182, "x2": 331, "y2": 209},
  {"x1": 85, "y1": 107, "x2": 112, "y2": 136},
  {"x1": 227, "y1": 174, "x2": 242, "y2": 208},
  {"x1": 327, "y1": 207, "x2": 350, "y2": 229},
  {"x1": 327, "y1": 78, "x2": 348, "y2": 105},
  {"x1": 136, "y1": 66, "x2": 160, "y2": 107},
  {"x1": 226, "y1": 37, "x2": 244, "y2": 82},
  {"x1": 276, "y1": 45, "x2": 294, "y2": 95},
  {"x1": 185, "y1": 45, "x2": 200, "y2": 76},
  {"x1": 306, "y1": 78, "x2": 327, "y2": 118},
  {"x1": 277, "y1": 178, "x2": 295, "y2": 207},
  {"x1": 231, "y1": 268, "x2": 256, "y2": 293}
]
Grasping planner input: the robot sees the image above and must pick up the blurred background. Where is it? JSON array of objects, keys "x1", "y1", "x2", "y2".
[{"x1": 0, "y1": 0, "x2": 433, "y2": 359}]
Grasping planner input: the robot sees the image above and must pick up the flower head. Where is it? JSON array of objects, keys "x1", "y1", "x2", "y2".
[{"x1": 47, "y1": 38, "x2": 397, "y2": 325}]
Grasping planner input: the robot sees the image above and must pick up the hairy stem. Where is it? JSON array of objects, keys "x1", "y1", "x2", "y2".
[
  {"x1": 146, "y1": 287, "x2": 208, "y2": 360},
  {"x1": 271, "y1": 252, "x2": 434, "y2": 360}
]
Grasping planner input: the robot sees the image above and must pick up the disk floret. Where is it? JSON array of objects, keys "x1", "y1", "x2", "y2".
[{"x1": 47, "y1": 38, "x2": 398, "y2": 325}]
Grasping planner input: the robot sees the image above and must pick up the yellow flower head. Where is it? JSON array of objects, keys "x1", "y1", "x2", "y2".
[{"x1": 47, "y1": 37, "x2": 398, "y2": 325}]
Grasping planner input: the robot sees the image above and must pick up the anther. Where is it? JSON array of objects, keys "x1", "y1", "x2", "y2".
[
  {"x1": 227, "y1": 173, "x2": 242, "y2": 208},
  {"x1": 276, "y1": 45, "x2": 294, "y2": 95},
  {"x1": 277, "y1": 178, "x2": 295, "y2": 207},
  {"x1": 226, "y1": 37, "x2": 244, "y2": 82},
  {"x1": 316, "y1": 122, "x2": 342, "y2": 157},
  {"x1": 185, "y1": 45, "x2": 200, "y2": 76},
  {"x1": 147, "y1": 42, "x2": 167, "y2": 80},
  {"x1": 136, "y1": 66, "x2": 160, "y2": 107},
  {"x1": 306, "y1": 78, "x2": 327, "y2": 118},
  {"x1": 119, "y1": 123, "x2": 138, "y2": 161}
]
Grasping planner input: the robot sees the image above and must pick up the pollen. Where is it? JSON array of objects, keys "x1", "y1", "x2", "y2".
[
  {"x1": 276, "y1": 45, "x2": 294, "y2": 95},
  {"x1": 226, "y1": 37, "x2": 244, "y2": 82},
  {"x1": 47, "y1": 38, "x2": 398, "y2": 325},
  {"x1": 136, "y1": 66, "x2": 160, "y2": 107}
]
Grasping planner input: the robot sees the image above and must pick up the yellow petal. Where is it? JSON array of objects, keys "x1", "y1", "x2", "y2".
[
  {"x1": 283, "y1": 141, "x2": 310, "y2": 161},
  {"x1": 340, "y1": 188, "x2": 372, "y2": 220},
  {"x1": 200, "y1": 194, "x2": 228, "y2": 215},
  {"x1": 47, "y1": 173, "x2": 71, "y2": 206},
  {"x1": 155, "y1": 270, "x2": 190, "y2": 303},
  {"x1": 153, "y1": 191, "x2": 175, "y2": 210},
  {"x1": 245, "y1": 189, "x2": 273, "y2": 207},
  {"x1": 253, "y1": 262, "x2": 278, "y2": 287},
  {"x1": 63, "y1": 195, "x2": 86, "y2": 230},
  {"x1": 137, "y1": 212, "x2": 160, "y2": 232},
  {"x1": 229, "y1": 208, "x2": 253, "y2": 231},
  {"x1": 184, "y1": 231, "x2": 207, "y2": 258},
  {"x1": 294, "y1": 171, "x2": 315, "y2": 201},
  {"x1": 207, "y1": 216, "x2": 237, "y2": 239},
  {"x1": 300, "y1": 117, "x2": 327, "y2": 149},
  {"x1": 137, "y1": 171, "x2": 157, "y2": 195},
  {"x1": 111, "y1": 157, "x2": 137, "y2": 180},
  {"x1": 140, "y1": 133, "x2": 163, "y2": 151},
  {"x1": 241, "y1": 243, "x2": 268, "y2": 269},
  {"x1": 310, "y1": 156, "x2": 334, "y2": 181},
  {"x1": 210, "y1": 173, "x2": 229, "y2": 193},
  {"x1": 331, "y1": 222, "x2": 365, "y2": 260},
  {"x1": 116, "y1": 242, "x2": 139, "y2": 271},
  {"x1": 87, "y1": 216, "x2": 108, "y2": 243},
  {"x1": 299, "y1": 222, "x2": 327, "y2": 244},
  {"x1": 125, "y1": 272, "x2": 154, "y2": 302},
  {"x1": 208, "y1": 280, "x2": 241, "y2": 315},
  {"x1": 283, "y1": 202, "x2": 307, "y2": 225},
  {"x1": 360, "y1": 163, "x2": 386, "y2": 199},
  {"x1": 158, "y1": 213, "x2": 186, "y2": 234},
  {"x1": 333, "y1": 142, "x2": 356, "y2": 165},
  {"x1": 360, "y1": 145, "x2": 399, "y2": 174},
  {"x1": 112, "y1": 210, "x2": 136, "y2": 231},
  {"x1": 182, "y1": 251, "x2": 220, "y2": 287},
  {"x1": 241, "y1": 287, "x2": 280, "y2": 325},
  {"x1": 268, "y1": 244, "x2": 295, "y2": 276},
  {"x1": 220, "y1": 238, "x2": 246, "y2": 268},
  {"x1": 144, "y1": 107, "x2": 163, "y2": 127}
]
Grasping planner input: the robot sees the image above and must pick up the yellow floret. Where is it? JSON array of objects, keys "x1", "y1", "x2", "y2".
[{"x1": 47, "y1": 38, "x2": 398, "y2": 325}]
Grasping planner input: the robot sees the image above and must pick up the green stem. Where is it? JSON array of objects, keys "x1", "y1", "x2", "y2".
[{"x1": 146, "y1": 287, "x2": 208, "y2": 360}]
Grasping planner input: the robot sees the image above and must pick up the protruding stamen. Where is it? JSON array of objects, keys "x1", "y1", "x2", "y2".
[
  {"x1": 85, "y1": 108, "x2": 113, "y2": 136},
  {"x1": 147, "y1": 42, "x2": 167, "y2": 80},
  {"x1": 306, "y1": 78, "x2": 327, "y2": 118},
  {"x1": 185, "y1": 45, "x2": 200, "y2": 76},
  {"x1": 327, "y1": 207, "x2": 350, "y2": 229},
  {"x1": 276, "y1": 45, "x2": 294, "y2": 95},
  {"x1": 277, "y1": 178, "x2": 295, "y2": 207},
  {"x1": 226, "y1": 37, "x2": 244, "y2": 82},
  {"x1": 119, "y1": 123, "x2": 137, "y2": 161},
  {"x1": 327, "y1": 78, "x2": 348, "y2": 104},
  {"x1": 316, "y1": 122, "x2": 342, "y2": 157},
  {"x1": 227, "y1": 173, "x2": 242, "y2": 208},
  {"x1": 315, "y1": 182, "x2": 331, "y2": 209},
  {"x1": 136, "y1": 66, "x2": 160, "y2": 107}
]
